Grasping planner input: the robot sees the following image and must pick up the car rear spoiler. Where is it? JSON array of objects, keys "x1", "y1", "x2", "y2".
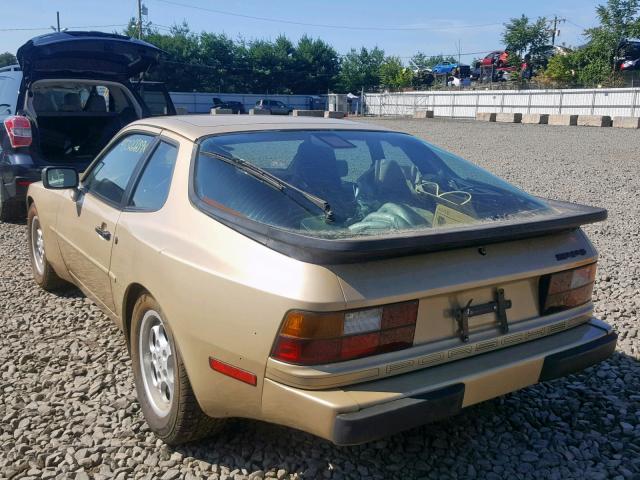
[{"x1": 193, "y1": 196, "x2": 606, "y2": 264}]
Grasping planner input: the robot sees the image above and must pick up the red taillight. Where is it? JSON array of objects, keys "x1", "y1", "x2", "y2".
[
  {"x1": 540, "y1": 263, "x2": 597, "y2": 315},
  {"x1": 17, "y1": 180, "x2": 33, "y2": 187},
  {"x1": 3, "y1": 116, "x2": 32, "y2": 148},
  {"x1": 271, "y1": 301, "x2": 418, "y2": 365}
]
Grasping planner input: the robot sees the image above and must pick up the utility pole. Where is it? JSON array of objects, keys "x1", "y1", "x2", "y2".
[
  {"x1": 550, "y1": 16, "x2": 566, "y2": 46},
  {"x1": 137, "y1": 0, "x2": 143, "y2": 39},
  {"x1": 56, "y1": 12, "x2": 60, "y2": 32}
]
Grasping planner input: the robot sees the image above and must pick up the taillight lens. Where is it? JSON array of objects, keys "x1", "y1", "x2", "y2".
[
  {"x1": 3, "y1": 115, "x2": 32, "y2": 148},
  {"x1": 271, "y1": 301, "x2": 418, "y2": 365},
  {"x1": 540, "y1": 263, "x2": 596, "y2": 315}
]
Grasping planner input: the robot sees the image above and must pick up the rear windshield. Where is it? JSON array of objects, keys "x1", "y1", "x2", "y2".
[{"x1": 194, "y1": 130, "x2": 553, "y2": 238}]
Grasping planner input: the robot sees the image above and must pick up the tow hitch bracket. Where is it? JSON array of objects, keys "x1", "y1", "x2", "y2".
[{"x1": 454, "y1": 288, "x2": 512, "y2": 343}]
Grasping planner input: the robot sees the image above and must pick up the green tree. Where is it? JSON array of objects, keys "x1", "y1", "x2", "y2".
[
  {"x1": 578, "y1": 0, "x2": 640, "y2": 84},
  {"x1": 540, "y1": 52, "x2": 580, "y2": 85},
  {"x1": 291, "y1": 36, "x2": 340, "y2": 93},
  {"x1": 244, "y1": 35, "x2": 295, "y2": 93},
  {"x1": 337, "y1": 47, "x2": 385, "y2": 92},
  {"x1": 380, "y1": 56, "x2": 414, "y2": 90},
  {"x1": 502, "y1": 15, "x2": 550, "y2": 62},
  {"x1": 0, "y1": 52, "x2": 17, "y2": 68},
  {"x1": 145, "y1": 23, "x2": 205, "y2": 92}
]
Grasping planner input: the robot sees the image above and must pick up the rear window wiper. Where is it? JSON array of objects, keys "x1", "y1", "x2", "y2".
[{"x1": 200, "y1": 151, "x2": 334, "y2": 222}]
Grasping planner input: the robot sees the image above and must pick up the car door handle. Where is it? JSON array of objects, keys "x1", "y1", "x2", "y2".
[{"x1": 95, "y1": 224, "x2": 111, "y2": 241}]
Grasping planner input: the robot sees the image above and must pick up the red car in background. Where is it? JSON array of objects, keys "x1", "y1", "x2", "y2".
[{"x1": 479, "y1": 50, "x2": 509, "y2": 68}]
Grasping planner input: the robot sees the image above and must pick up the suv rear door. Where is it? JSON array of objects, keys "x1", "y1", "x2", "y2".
[{"x1": 16, "y1": 32, "x2": 162, "y2": 111}]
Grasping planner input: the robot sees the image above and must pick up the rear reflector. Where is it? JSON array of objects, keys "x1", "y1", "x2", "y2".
[
  {"x1": 3, "y1": 116, "x2": 32, "y2": 148},
  {"x1": 271, "y1": 300, "x2": 418, "y2": 365},
  {"x1": 209, "y1": 358, "x2": 257, "y2": 386}
]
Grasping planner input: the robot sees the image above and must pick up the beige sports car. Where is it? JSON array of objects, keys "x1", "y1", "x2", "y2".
[{"x1": 26, "y1": 115, "x2": 616, "y2": 446}]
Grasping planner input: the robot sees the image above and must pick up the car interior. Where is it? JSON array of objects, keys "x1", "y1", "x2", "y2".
[
  {"x1": 26, "y1": 80, "x2": 140, "y2": 167},
  {"x1": 196, "y1": 131, "x2": 551, "y2": 236}
]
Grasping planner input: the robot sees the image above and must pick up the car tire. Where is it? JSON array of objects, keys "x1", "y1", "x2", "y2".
[
  {"x1": 27, "y1": 203, "x2": 67, "y2": 291},
  {"x1": 130, "y1": 293, "x2": 223, "y2": 445}
]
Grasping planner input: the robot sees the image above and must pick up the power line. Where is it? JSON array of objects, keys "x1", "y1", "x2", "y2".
[
  {"x1": 152, "y1": 0, "x2": 504, "y2": 32},
  {"x1": 0, "y1": 24, "x2": 128, "y2": 32},
  {"x1": 565, "y1": 19, "x2": 589, "y2": 30}
]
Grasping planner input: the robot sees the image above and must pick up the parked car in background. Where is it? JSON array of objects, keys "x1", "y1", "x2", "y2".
[
  {"x1": 0, "y1": 65, "x2": 22, "y2": 116},
  {"x1": 220, "y1": 100, "x2": 245, "y2": 114},
  {"x1": 0, "y1": 31, "x2": 173, "y2": 221},
  {"x1": 479, "y1": 50, "x2": 509, "y2": 68},
  {"x1": 27, "y1": 114, "x2": 615, "y2": 446},
  {"x1": 616, "y1": 39, "x2": 640, "y2": 71},
  {"x1": 431, "y1": 61, "x2": 458, "y2": 74},
  {"x1": 413, "y1": 68, "x2": 435, "y2": 88},
  {"x1": 254, "y1": 99, "x2": 292, "y2": 115}
]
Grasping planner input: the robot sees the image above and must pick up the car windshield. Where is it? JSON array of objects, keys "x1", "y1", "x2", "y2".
[{"x1": 194, "y1": 130, "x2": 554, "y2": 238}]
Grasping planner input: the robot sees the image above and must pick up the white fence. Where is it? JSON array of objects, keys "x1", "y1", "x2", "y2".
[
  {"x1": 364, "y1": 88, "x2": 640, "y2": 118},
  {"x1": 169, "y1": 92, "x2": 323, "y2": 113}
]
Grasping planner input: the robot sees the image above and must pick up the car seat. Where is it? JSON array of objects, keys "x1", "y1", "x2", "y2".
[
  {"x1": 84, "y1": 93, "x2": 107, "y2": 112},
  {"x1": 290, "y1": 141, "x2": 342, "y2": 194},
  {"x1": 359, "y1": 158, "x2": 414, "y2": 202},
  {"x1": 61, "y1": 93, "x2": 82, "y2": 112},
  {"x1": 32, "y1": 92, "x2": 56, "y2": 113}
]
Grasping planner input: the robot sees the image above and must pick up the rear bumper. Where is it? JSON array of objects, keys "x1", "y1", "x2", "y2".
[
  {"x1": 1, "y1": 167, "x2": 40, "y2": 206},
  {"x1": 261, "y1": 319, "x2": 616, "y2": 445}
]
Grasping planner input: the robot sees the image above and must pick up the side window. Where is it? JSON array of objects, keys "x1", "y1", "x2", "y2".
[
  {"x1": 129, "y1": 142, "x2": 178, "y2": 210},
  {"x1": 83, "y1": 134, "x2": 154, "y2": 205}
]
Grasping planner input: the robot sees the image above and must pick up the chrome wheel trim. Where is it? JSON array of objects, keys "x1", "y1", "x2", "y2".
[
  {"x1": 31, "y1": 215, "x2": 45, "y2": 276},
  {"x1": 139, "y1": 309, "x2": 175, "y2": 418}
]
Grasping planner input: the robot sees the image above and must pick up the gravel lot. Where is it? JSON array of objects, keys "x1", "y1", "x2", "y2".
[{"x1": 1, "y1": 118, "x2": 639, "y2": 480}]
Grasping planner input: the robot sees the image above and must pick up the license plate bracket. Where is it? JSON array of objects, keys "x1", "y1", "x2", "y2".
[{"x1": 453, "y1": 288, "x2": 512, "y2": 342}]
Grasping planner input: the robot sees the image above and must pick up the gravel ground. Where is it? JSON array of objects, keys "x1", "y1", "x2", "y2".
[{"x1": 1, "y1": 118, "x2": 639, "y2": 480}]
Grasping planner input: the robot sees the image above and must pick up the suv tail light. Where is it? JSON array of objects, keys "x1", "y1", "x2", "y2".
[
  {"x1": 3, "y1": 115, "x2": 32, "y2": 148},
  {"x1": 271, "y1": 301, "x2": 418, "y2": 365},
  {"x1": 539, "y1": 263, "x2": 596, "y2": 315}
]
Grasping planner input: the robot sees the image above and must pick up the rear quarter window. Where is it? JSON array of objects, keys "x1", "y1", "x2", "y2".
[{"x1": 129, "y1": 141, "x2": 178, "y2": 210}]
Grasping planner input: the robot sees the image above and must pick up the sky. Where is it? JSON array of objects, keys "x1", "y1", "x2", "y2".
[{"x1": 0, "y1": 0, "x2": 602, "y2": 61}]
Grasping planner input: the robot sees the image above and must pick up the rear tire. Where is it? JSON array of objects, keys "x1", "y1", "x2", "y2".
[
  {"x1": 130, "y1": 293, "x2": 223, "y2": 445},
  {"x1": 27, "y1": 203, "x2": 67, "y2": 291}
]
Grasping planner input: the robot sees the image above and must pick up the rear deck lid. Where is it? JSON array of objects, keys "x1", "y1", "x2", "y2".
[{"x1": 17, "y1": 31, "x2": 162, "y2": 82}]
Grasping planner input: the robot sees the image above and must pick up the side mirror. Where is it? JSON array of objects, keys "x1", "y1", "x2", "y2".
[{"x1": 42, "y1": 167, "x2": 79, "y2": 190}]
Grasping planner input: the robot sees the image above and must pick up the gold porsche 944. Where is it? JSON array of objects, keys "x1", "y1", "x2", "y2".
[{"x1": 26, "y1": 115, "x2": 616, "y2": 445}]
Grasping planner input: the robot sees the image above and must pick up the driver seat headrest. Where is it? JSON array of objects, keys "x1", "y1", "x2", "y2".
[
  {"x1": 292, "y1": 141, "x2": 341, "y2": 187},
  {"x1": 375, "y1": 159, "x2": 412, "y2": 197}
]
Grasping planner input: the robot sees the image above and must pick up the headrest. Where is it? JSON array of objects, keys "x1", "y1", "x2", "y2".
[
  {"x1": 33, "y1": 92, "x2": 56, "y2": 112},
  {"x1": 61, "y1": 93, "x2": 81, "y2": 112},
  {"x1": 85, "y1": 94, "x2": 106, "y2": 112}
]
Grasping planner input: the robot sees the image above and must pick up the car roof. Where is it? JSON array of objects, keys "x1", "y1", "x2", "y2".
[{"x1": 128, "y1": 114, "x2": 391, "y2": 141}]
